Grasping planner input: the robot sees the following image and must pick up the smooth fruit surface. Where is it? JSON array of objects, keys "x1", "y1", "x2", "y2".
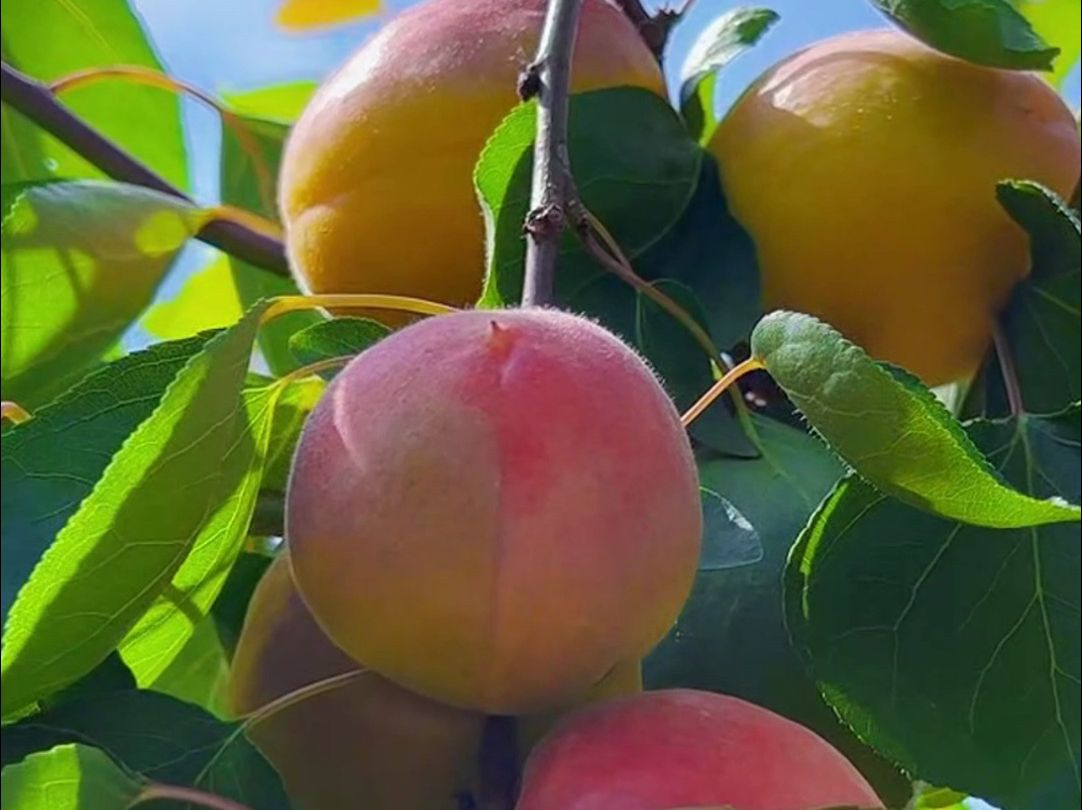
[
  {"x1": 287, "y1": 308, "x2": 701, "y2": 713},
  {"x1": 710, "y1": 29, "x2": 1080, "y2": 385},
  {"x1": 516, "y1": 689, "x2": 883, "y2": 810},
  {"x1": 228, "y1": 553, "x2": 484, "y2": 810},
  {"x1": 279, "y1": 0, "x2": 664, "y2": 314}
]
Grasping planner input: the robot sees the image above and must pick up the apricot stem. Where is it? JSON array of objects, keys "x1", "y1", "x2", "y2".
[
  {"x1": 681, "y1": 357, "x2": 766, "y2": 428},
  {"x1": 992, "y1": 324, "x2": 1024, "y2": 417},
  {"x1": 134, "y1": 784, "x2": 253, "y2": 810},
  {"x1": 239, "y1": 669, "x2": 372, "y2": 732},
  {"x1": 260, "y1": 294, "x2": 456, "y2": 326},
  {"x1": 520, "y1": 0, "x2": 585, "y2": 307},
  {"x1": 1, "y1": 401, "x2": 31, "y2": 425},
  {"x1": 0, "y1": 62, "x2": 288, "y2": 275},
  {"x1": 48, "y1": 66, "x2": 277, "y2": 214}
]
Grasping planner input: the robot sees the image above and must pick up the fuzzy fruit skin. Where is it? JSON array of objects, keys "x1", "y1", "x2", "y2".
[
  {"x1": 516, "y1": 689, "x2": 883, "y2": 810},
  {"x1": 228, "y1": 553, "x2": 484, "y2": 810},
  {"x1": 286, "y1": 308, "x2": 701, "y2": 714},
  {"x1": 279, "y1": 0, "x2": 664, "y2": 313},
  {"x1": 710, "y1": 29, "x2": 1080, "y2": 385}
]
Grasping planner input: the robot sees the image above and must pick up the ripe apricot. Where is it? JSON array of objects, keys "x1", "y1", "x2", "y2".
[
  {"x1": 279, "y1": 0, "x2": 664, "y2": 313},
  {"x1": 286, "y1": 308, "x2": 701, "y2": 713},
  {"x1": 227, "y1": 553, "x2": 484, "y2": 810},
  {"x1": 710, "y1": 29, "x2": 1080, "y2": 385},
  {"x1": 516, "y1": 689, "x2": 883, "y2": 810}
]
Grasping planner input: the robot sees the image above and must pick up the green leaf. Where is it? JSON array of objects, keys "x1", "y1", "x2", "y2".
[
  {"x1": 117, "y1": 382, "x2": 279, "y2": 686},
  {"x1": 636, "y1": 156, "x2": 761, "y2": 354},
  {"x1": 147, "y1": 617, "x2": 229, "y2": 715},
  {"x1": 870, "y1": 0, "x2": 1058, "y2": 70},
  {"x1": 698, "y1": 488, "x2": 762, "y2": 570},
  {"x1": 0, "y1": 744, "x2": 142, "y2": 810},
  {"x1": 142, "y1": 255, "x2": 246, "y2": 341},
  {"x1": 751, "y1": 311, "x2": 1081, "y2": 527},
  {"x1": 679, "y1": 7, "x2": 780, "y2": 142},
  {"x1": 645, "y1": 416, "x2": 911, "y2": 803},
  {"x1": 475, "y1": 87, "x2": 702, "y2": 308},
  {"x1": 220, "y1": 109, "x2": 317, "y2": 375},
  {"x1": 786, "y1": 407, "x2": 1081, "y2": 809},
  {"x1": 0, "y1": 0, "x2": 187, "y2": 189},
  {"x1": 222, "y1": 80, "x2": 318, "y2": 123},
  {"x1": 1, "y1": 334, "x2": 215, "y2": 629},
  {"x1": 0, "y1": 690, "x2": 291, "y2": 808},
  {"x1": 1, "y1": 181, "x2": 207, "y2": 405},
  {"x1": 636, "y1": 280, "x2": 756, "y2": 457},
  {"x1": 211, "y1": 551, "x2": 274, "y2": 658},
  {"x1": 288, "y1": 316, "x2": 391, "y2": 372},
  {"x1": 995, "y1": 181, "x2": 1080, "y2": 414},
  {"x1": 262, "y1": 376, "x2": 325, "y2": 494},
  {"x1": 0, "y1": 305, "x2": 267, "y2": 717},
  {"x1": 1013, "y1": 0, "x2": 1081, "y2": 84}
]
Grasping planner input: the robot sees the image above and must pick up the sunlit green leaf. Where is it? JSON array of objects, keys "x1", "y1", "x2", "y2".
[
  {"x1": 0, "y1": 744, "x2": 141, "y2": 810},
  {"x1": 0, "y1": 0, "x2": 187, "y2": 188},
  {"x1": 1, "y1": 305, "x2": 267, "y2": 716},
  {"x1": 142, "y1": 255, "x2": 245, "y2": 341},
  {"x1": 1, "y1": 181, "x2": 207, "y2": 405},
  {"x1": 752, "y1": 311, "x2": 1081, "y2": 527}
]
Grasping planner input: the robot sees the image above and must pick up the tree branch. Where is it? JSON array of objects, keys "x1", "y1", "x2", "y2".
[
  {"x1": 614, "y1": 0, "x2": 685, "y2": 60},
  {"x1": 993, "y1": 323, "x2": 1025, "y2": 418},
  {"x1": 519, "y1": 0, "x2": 585, "y2": 307},
  {"x1": 0, "y1": 61, "x2": 289, "y2": 276}
]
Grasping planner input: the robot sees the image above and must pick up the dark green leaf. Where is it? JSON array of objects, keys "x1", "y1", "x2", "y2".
[
  {"x1": 1, "y1": 306, "x2": 268, "y2": 716},
  {"x1": 752, "y1": 311, "x2": 1081, "y2": 527},
  {"x1": 1011, "y1": 0, "x2": 1081, "y2": 84},
  {"x1": 288, "y1": 316, "x2": 391, "y2": 374},
  {"x1": 0, "y1": 690, "x2": 290, "y2": 808},
  {"x1": 698, "y1": 488, "x2": 762, "y2": 570},
  {"x1": 1, "y1": 334, "x2": 214, "y2": 629},
  {"x1": 1, "y1": 181, "x2": 206, "y2": 405},
  {"x1": 475, "y1": 88, "x2": 702, "y2": 308},
  {"x1": 870, "y1": 0, "x2": 1058, "y2": 70},
  {"x1": 0, "y1": 744, "x2": 143, "y2": 810},
  {"x1": 636, "y1": 280, "x2": 756, "y2": 457},
  {"x1": 645, "y1": 417, "x2": 912, "y2": 803},
  {"x1": 995, "y1": 181, "x2": 1080, "y2": 414},
  {"x1": 0, "y1": 0, "x2": 186, "y2": 188},
  {"x1": 41, "y1": 654, "x2": 135, "y2": 712},
  {"x1": 786, "y1": 407, "x2": 1081, "y2": 809},
  {"x1": 211, "y1": 551, "x2": 275, "y2": 659},
  {"x1": 636, "y1": 156, "x2": 761, "y2": 354},
  {"x1": 679, "y1": 7, "x2": 780, "y2": 142}
]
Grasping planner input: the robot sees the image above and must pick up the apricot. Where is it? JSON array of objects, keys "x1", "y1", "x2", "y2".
[
  {"x1": 286, "y1": 308, "x2": 701, "y2": 713},
  {"x1": 279, "y1": 0, "x2": 664, "y2": 313},
  {"x1": 227, "y1": 552, "x2": 485, "y2": 810},
  {"x1": 710, "y1": 29, "x2": 1080, "y2": 385},
  {"x1": 516, "y1": 689, "x2": 883, "y2": 810}
]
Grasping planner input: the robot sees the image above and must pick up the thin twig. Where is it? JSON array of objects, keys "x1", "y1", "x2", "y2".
[
  {"x1": 0, "y1": 61, "x2": 289, "y2": 276},
  {"x1": 134, "y1": 783, "x2": 253, "y2": 810},
  {"x1": 993, "y1": 324, "x2": 1025, "y2": 417},
  {"x1": 520, "y1": 0, "x2": 585, "y2": 307}
]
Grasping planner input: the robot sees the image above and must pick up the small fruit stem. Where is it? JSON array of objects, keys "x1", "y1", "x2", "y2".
[
  {"x1": 1, "y1": 401, "x2": 31, "y2": 425},
  {"x1": 260, "y1": 293, "x2": 456, "y2": 326},
  {"x1": 240, "y1": 669, "x2": 372, "y2": 732},
  {"x1": 681, "y1": 357, "x2": 765, "y2": 427},
  {"x1": 992, "y1": 324, "x2": 1025, "y2": 418},
  {"x1": 520, "y1": 0, "x2": 585, "y2": 307},
  {"x1": 133, "y1": 783, "x2": 253, "y2": 810}
]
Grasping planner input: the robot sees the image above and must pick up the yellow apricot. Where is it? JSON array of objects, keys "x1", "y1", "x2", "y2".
[
  {"x1": 710, "y1": 29, "x2": 1079, "y2": 385},
  {"x1": 286, "y1": 308, "x2": 701, "y2": 714},
  {"x1": 227, "y1": 553, "x2": 484, "y2": 810},
  {"x1": 279, "y1": 0, "x2": 664, "y2": 313}
]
